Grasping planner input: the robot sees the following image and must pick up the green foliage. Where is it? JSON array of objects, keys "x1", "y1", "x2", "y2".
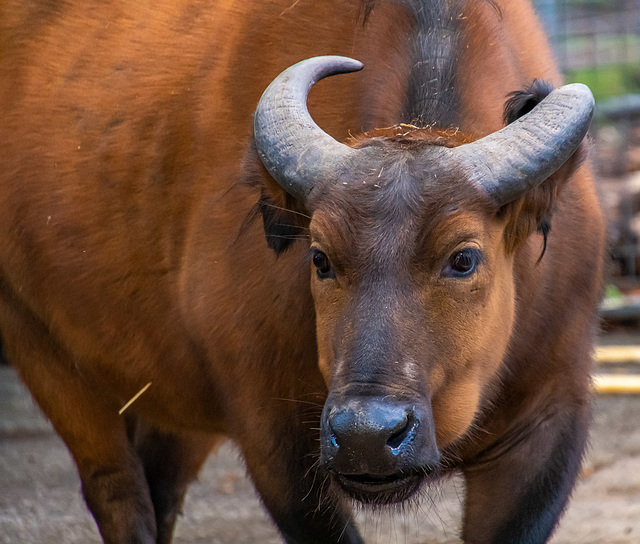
[{"x1": 566, "y1": 62, "x2": 640, "y2": 102}]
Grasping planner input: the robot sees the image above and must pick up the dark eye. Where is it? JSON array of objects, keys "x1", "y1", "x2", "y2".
[
  {"x1": 443, "y1": 248, "x2": 482, "y2": 278},
  {"x1": 312, "y1": 249, "x2": 334, "y2": 279}
]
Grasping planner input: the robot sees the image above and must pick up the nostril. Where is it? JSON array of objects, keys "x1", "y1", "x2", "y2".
[
  {"x1": 387, "y1": 413, "x2": 414, "y2": 450},
  {"x1": 327, "y1": 411, "x2": 344, "y2": 448}
]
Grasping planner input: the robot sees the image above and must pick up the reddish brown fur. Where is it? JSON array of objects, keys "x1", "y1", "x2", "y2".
[{"x1": 0, "y1": 1, "x2": 604, "y2": 543}]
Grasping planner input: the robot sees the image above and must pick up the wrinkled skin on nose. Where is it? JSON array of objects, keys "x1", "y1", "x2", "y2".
[{"x1": 321, "y1": 395, "x2": 440, "y2": 504}]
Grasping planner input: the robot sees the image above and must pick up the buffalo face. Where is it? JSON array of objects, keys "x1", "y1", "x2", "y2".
[
  {"x1": 253, "y1": 56, "x2": 593, "y2": 505},
  {"x1": 307, "y1": 153, "x2": 516, "y2": 503}
]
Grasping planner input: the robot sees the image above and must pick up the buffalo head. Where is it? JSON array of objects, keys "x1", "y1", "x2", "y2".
[{"x1": 253, "y1": 56, "x2": 594, "y2": 504}]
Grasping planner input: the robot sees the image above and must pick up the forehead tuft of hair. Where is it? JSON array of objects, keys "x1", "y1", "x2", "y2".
[{"x1": 347, "y1": 124, "x2": 473, "y2": 150}]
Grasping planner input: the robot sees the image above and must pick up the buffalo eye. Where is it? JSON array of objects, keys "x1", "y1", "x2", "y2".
[
  {"x1": 442, "y1": 248, "x2": 482, "y2": 278},
  {"x1": 312, "y1": 249, "x2": 334, "y2": 279}
]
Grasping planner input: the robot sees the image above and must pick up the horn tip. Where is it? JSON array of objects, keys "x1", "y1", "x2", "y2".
[
  {"x1": 558, "y1": 83, "x2": 596, "y2": 110},
  {"x1": 301, "y1": 55, "x2": 364, "y2": 75}
]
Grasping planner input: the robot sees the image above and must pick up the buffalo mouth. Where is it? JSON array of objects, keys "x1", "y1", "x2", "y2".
[{"x1": 333, "y1": 470, "x2": 425, "y2": 504}]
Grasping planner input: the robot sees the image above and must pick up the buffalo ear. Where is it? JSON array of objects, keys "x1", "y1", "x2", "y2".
[
  {"x1": 241, "y1": 139, "x2": 310, "y2": 255},
  {"x1": 503, "y1": 79, "x2": 555, "y2": 126},
  {"x1": 500, "y1": 80, "x2": 589, "y2": 256}
]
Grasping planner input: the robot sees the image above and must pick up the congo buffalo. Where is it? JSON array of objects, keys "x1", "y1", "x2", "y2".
[{"x1": 0, "y1": 1, "x2": 604, "y2": 543}]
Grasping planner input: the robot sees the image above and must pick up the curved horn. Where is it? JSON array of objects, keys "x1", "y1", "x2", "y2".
[
  {"x1": 452, "y1": 84, "x2": 595, "y2": 206},
  {"x1": 254, "y1": 56, "x2": 364, "y2": 202}
]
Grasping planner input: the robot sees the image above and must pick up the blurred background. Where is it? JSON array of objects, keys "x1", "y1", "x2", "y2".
[
  {"x1": 536, "y1": 0, "x2": 640, "y2": 297},
  {"x1": 535, "y1": 0, "x2": 640, "y2": 405}
]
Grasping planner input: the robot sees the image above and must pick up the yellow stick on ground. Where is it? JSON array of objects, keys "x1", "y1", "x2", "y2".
[
  {"x1": 118, "y1": 382, "x2": 152, "y2": 415},
  {"x1": 595, "y1": 345, "x2": 640, "y2": 364},
  {"x1": 592, "y1": 374, "x2": 640, "y2": 394}
]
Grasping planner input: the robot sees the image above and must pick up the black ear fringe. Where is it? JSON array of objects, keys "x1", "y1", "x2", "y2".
[
  {"x1": 258, "y1": 194, "x2": 309, "y2": 255},
  {"x1": 503, "y1": 79, "x2": 562, "y2": 262},
  {"x1": 536, "y1": 217, "x2": 551, "y2": 264},
  {"x1": 239, "y1": 138, "x2": 310, "y2": 255},
  {"x1": 503, "y1": 79, "x2": 555, "y2": 126}
]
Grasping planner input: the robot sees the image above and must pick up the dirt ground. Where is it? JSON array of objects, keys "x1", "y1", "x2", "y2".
[{"x1": 1, "y1": 360, "x2": 639, "y2": 544}]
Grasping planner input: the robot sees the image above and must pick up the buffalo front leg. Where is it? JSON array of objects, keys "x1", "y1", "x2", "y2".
[
  {"x1": 131, "y1": 421, "x2": 219, "y2": 544},
  {"x1": 237, "y1": 413, "x2": 363, "y2": 544},
  {"x1": 0, "y1": 296, "x2": 156, "y2": 543},
  {"x1": 15, "y1": 357, "x2": 157, "y2": 544},
  {"x1": 461, "y1": 404, "x2": 589, "y2": 544}
]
